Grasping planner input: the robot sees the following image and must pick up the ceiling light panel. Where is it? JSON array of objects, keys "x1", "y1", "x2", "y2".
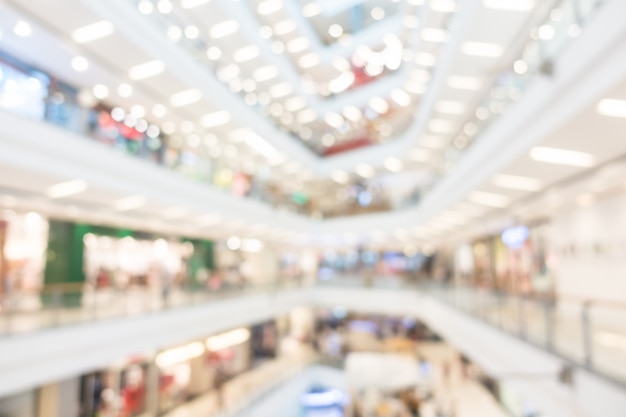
[
  {"x1": 492, "y1": 174, "x2": 543, "y2": 191},
  {"x1": 436, "y1": 100, "x2": 466, "y2": 114},
  {"x1": 253, "y1": 65, "x2": 278, "y2": 82},
  {"x1": 483, "y1": 0, "x2": 534, "y2": 11},
  {"x1": 46, "y1": 179, "x2": 88, "y2": 199},
  {"x1": 181, "y1": 0, "x2": 211, "y2": 8},
  {"x1": 284, "y1": 96, "x2": 307, "y2": 112},
  {"x1": 287, "y1": 37, "x2": 310, "y2": 53},
  {"x1": 233, "y1": 45, "x2": 260, "y2": 63},
  {"x1": 462, "y1": 41, "x2": 504, "y2": 57},
  {"x1": 468, "y1": 191, "x2": 510, "y2": 208},
  {"x1": 529, "y1": 146, "x2": 595, "y2": 167},
  {"x1": 431, "y1": 0, "x2": 457, "y2": 12},
  {"x1": 447, "y1": 75, "x2": 483, "y2": 90},
  {"x1": 356, "y1": 163, "x2": 375, "y2": 178},
  {"x1": 596, "y1": 98, "x2": 626, "y2": 118},
  {"x1": 274, "y1": 20, "x2": 296, "y2": 36},
  {"x1": 421, "y1": 28, "x2": 449, "y2": 43},
  {"x1": 298, "y1": 53, "x2": 321, "y2": 69},
  {"x1": 269, "y1": 82, "x2": 293, "y2": 98},
  {"x1": 201, "y1": 110, "x2": 231, "y2": 128},
  {"x1": 257, "y1": 0, "x2": 283, "y2": 15},
  {"x1": 384, "y1": 157, "x2": 404, "y2": 172},
  {"x1": 72, "y1": 20, "x2": 114, "y2": 44},
  {"x1": 170, "y1": 89, "x2": 203, "y2": 107},
  {"x1": 129, "y1": 60, "x2": 165, "y2": 80},
  {"x1": 114, "y1": 195, "x2": 147, "y2": 212},
  {"x1": 210, "y1": 20, "x2": 239, "y2": 39}
]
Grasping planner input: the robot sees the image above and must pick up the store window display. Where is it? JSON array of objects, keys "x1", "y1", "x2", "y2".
[
  {"x1": 83, "y1": 234, "x2": 193, "y2": 293},
  {"x1": 89, "y1": 105, "x2": 165, "y2": 164},
  {"x1": 0, "y1": 211, "x2": 48, "y2": 310},
  {"x1": 0, "y1": 53, "x2": 48, "y2": 121},
  {"x1": 79, "y1": 359, "x2": 148, "y2": 417}
]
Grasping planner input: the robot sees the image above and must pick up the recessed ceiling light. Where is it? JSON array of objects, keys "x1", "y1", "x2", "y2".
[
  {"x1": 201, "y1": 110, "x2": 231, "y2": 128},
  {"x1": 298, "y1": 52, "x2": 320, "y2": 69},
  {"x1": 138, "y1": 0, "x2": 154, "y2": 14},
  {"x1": 274, "y1": 20, "x2": 296, "y2": 36},
  {"x1": 421, "y1": 135, "x2": 446, "y2": 149},
  {"x1": 245, "y1": 132, "x2": 279, "y2": 160},
  {"x1": 343, "y1": 105, "x2": 362, "y2": 122},
  {"x1": 324, "y1": 112, "x2": 344, "y2": 128},
  {"x1": 332, "y1": 57, "x2": 351, "y2": 72},
  {"x1": 431, "y1": 0, "x2": 457, "y2": 13},
  {"x1": 468, "y1": 191, "x2": 510, "y2": 208},
  {"x1": 405, "y1": 80, "x2": 427, "y2": 95},
  {"x1": 331, "y1": 170, "x2": 350, "y2": 184},
  {"x1": 46, "y1": 179, "x2": 88, "y2": 199},
  {"x1": 257, "y1": 0, "x2": 283, "y2": 15},
  {"x1": 429, "y1": 119, "x2": 455, "y2": 134},
  {"x1": 415, "y1": 52, "x2": 437, "y2": 66},
  {"x1": 492, "y1": 174, "x2": 543, "y2": 191},
  {"x1": 13, "y1": 20, "x2": 32, "y2": 37},
  {"x1": 328, "y1": 72, "x2": 355, "y2": 94},
  {"x1": 152, "y1": 104, "x2": 167, "y2": 118},
  {"x1": 131, "y1": 105, "x2": 145, "y2": 118},
  {"x1": 409, "y1": 148, "x2": 431, "y2": 162},
  {"x1": 436, "y1": 100, "x2": 466, "y2": 114},
  {"x1": 369, "y1": 96, "x2": 389, "y2": 114},
  {"x1": 391, "y1": 89, "x2": 412, "y2": 107},
  {"x1": 462, "y1": 41, "x2": 503, "y2": 57},
  {"x1": 210, "y1": 20, "x2": 239, "y2": 39},
  {"x1": 71, "y1": 56, "x2": 89, "y2": 72},
  {"x1": 269, "y1": 82, "x2": 293, "y2": 98},
  {"x1": 162, "y1": 206, "x2": 189, "y2": 220},
  {"x1": 198, "y1": 213, "x2": 221, "y2": 226},
  {"x1": 184, "y1": 25, "x2": 200, "y2": 39},
  {"x1": 287, "y1": 37, "x2": 310, "y2": 53},
  {"x1": 483, "y1": 0, "x2": 534, "y2": 11},
  {"x1": 322, "y1": 133, "x2": 335, "y2": 147},
  {"x1": 371, "y1": 7, "x2": 385, "y2": 20},
  {"x1": 114, "y1": 195, "x2": 147, "y2": 212},
  {"x1": 421, "y1": 28, "x2": 448, "y2": 43},
  {"x1": 117, "y1": 83, "x2": 133, "y2": 98},
  {"x1": 92, "y1": 84, "x2": 109, "y2": 100},
  {"x1": 384, "y1": 157, "x2": 404, "y2": 172},
  {"x1": 157, "y1": 0, "x2": 173, "y2": 13},
  {"x1": 530, "y1": 146, "x2": 595, "y2": 167},
  {"x1": 72, "y1": 20, "x2": 114, "y2": 44},
  {"x1": 233, "y1": 45, "x2": 260, "y2": 63},
  {"x1": 253, "y1": 65, "x2": 278, "y2": 82},
  {"x1": 284, "y1": 96, "x2": 307, "y2": 112},
  {"x1": 447, "y1": 75, "x2": 482, "y2": 90},
  {"x1": 596, "y1": 98, "x2": 626, "y2": 118},
  {"x1": 129, "y1": 60, "x2": 164, "y2": 80},
  {"x1": 356, "y1": 163, "x2": 375, "y2": 178},
  {"x1": 170, "y1": 89, "x2": 203, "y2": 107},
  {"x1": 302, "y1": 2, "x2": 321, "y2": 17},
  {"x1": 297, "y1": 108, "x2": 318, "y2": 124},
  {"x1": 181, "y1": 0, "x2": 211, "y2": 8},
  {"x1": 329, "y1": 24, "x2": 344, "y2": 38}
]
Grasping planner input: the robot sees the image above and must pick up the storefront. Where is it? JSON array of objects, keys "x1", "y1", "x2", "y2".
[
  {"x1": 82, "y1": 234, "x2": 193, "y2": 290},
  {"x1": 79, "y1": 355, "x2": 150, "y2": 417},
  {"x1": 157, "y1": 328, "x2": 251, "y2": 414},
  {"x1": 0, "y1": 211, "x2": 49, "y2": 308},
  {"x1": 0, "y1": 52, "x2": 49, "y2": 121},
  {"x1": 89, "y1": 105, "x2": 165, "y2": 164}
]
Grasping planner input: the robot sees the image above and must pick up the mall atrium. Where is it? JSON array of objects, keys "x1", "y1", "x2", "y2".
[{"x1": 0, "y1": 0, "x2": 625, "y2": 416}]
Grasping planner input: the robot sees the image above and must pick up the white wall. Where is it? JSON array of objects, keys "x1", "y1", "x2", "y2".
[{"x1": 547, "y1": 194, "x2": 626, "y2": 303}]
